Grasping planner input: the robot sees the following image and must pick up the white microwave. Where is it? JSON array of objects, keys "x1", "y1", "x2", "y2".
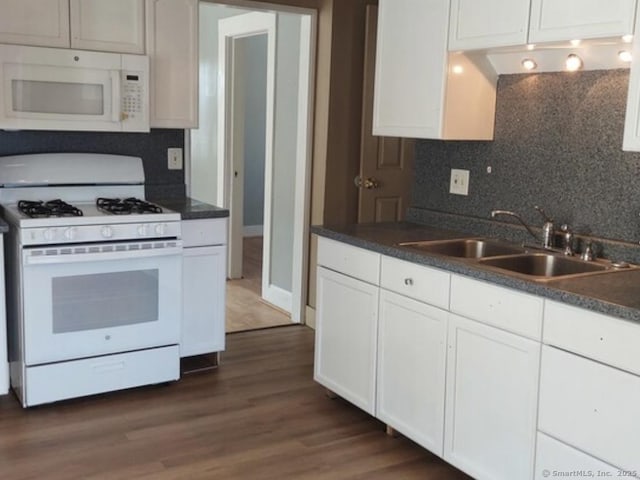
[{"x1": 0, "y1": 44, "x2": 149, "y2": 132}]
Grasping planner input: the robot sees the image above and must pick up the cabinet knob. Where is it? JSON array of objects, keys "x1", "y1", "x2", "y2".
[{"x1": 404, "y1": 278, "x2": 413, "y2": 286}]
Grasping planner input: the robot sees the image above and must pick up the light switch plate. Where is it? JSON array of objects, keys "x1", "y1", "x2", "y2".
[
  {"x1": 450, "y1": 168, "x2": 470, "y2": 196},
  {"x1": 168, "y1": 148, "x2": 183, "y2": 170}
]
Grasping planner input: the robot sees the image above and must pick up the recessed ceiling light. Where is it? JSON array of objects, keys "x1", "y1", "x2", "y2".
[
  {"x1": 565, "y1": 54, "x2": 583, "y2": 71},
  {"x1": 623, "y1": 34, "x2": 634, "y2": 43},
  {"x1": 521, "y1": 58, "x2": 537, "y2": 70},
  {"x1": 619, "y1": 50, "x2": 633, "y2": 62}
]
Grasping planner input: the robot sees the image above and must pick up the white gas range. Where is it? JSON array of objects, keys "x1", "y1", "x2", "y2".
[{"x1": 0, "y1": 153, "x2": 183, "y2": 407}]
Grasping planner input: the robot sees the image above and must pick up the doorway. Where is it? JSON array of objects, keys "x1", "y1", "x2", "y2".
[{"x1": 190, "y1": 2, "x2": 315, "y2": 332}]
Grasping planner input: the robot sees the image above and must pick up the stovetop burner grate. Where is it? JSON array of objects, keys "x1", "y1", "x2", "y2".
[
  {"x1": 96, "y1": 197, "x2": 163, "y2": 215},
  {"x1": 18, "y1": 199, "x2": 84, "y2": 218}
]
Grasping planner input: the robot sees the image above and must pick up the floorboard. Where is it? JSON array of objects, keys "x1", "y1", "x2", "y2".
[{"x1": 0, "y1": 327, "x2": 471, "y2": 479}]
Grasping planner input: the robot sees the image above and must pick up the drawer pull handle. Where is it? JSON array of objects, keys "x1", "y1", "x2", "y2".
[{"x1": 404, "y1": 278, "x2": 413, "y2": 286}]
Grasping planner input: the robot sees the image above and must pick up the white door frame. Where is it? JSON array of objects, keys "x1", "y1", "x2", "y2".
[
  {"x1": 215, "y1": 6, "x2": 316, "y2": 324},
  {"x1": 217, "y1": 12, "x2": 276, "y2": 281}
]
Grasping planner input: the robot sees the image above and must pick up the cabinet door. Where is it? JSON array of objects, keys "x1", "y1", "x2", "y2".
[
  {"x1": 529, "y1": 0, "x2": 636, "y2": 43},
  {"x1": 377, "y1": 289, "x2": 447, "y2": 455},
  {"x1": 0, "y1": 0, "x2": 70, "y2": 48},
  {"x1": 0, "y1": 237, "x2": 7, "y2": 395},
  {"x1": 315, "y1": 267, "x2": 378, "y2": 415},
  {"x1": 146, "y1": 0, "x2": 198, "y2": 128},
  {"x1": 70, "y1": 0, "x2": 145, "y2": 53},
  {"x1": 449, "y1": 0, "x2": 530, "y2": 50},
  {"x1": 538, "y1": 346, "x2": 640, "y2": 472},
  {"x1": 373, "y1": 0, "x2": 449, "y2": 138},
  {"x1": 535, "y1": 432, "x2": 634, "y2": 480},
  {"x1": 181, "y1": 245, "x2": 226, "y2": 357},
  {"x1": 444, "y1": 314, "x2": 540, "y2": 480},
  {"x1": 624, "y1": 10, "x2": 640, "y2": 151}
]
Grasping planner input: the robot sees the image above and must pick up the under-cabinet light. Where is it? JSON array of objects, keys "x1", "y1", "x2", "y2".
[
  {"x1": 623, "y1": 34, "x2": 634, "y2": 43},
  {"x1": 526, "y1": 44, "x2": 535, "y2": 51},
  {"x1": 565, "y1": 54, "x2": 583, "y2": 71},
  {"x1": 521, "y1": 58, "x2": 537, "y2": 70},
  {"x1": 570, "y1": 39, "x2": 581, "y2": 47},
  {"x1": 451, "y1": 65, "x2": 464, "y2": 74}
]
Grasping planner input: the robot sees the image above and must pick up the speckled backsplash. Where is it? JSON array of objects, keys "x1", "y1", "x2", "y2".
[
  {"x1": 411, "y1": 69, "x2": 640, "y2": 245},
  {"x1": 0, "y1": 129, "x2": 185, "y2": 198}
]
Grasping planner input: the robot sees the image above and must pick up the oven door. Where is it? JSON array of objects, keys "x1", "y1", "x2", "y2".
[{"x1": 21, "y1": 241, "x2": 182, "y2": 366}]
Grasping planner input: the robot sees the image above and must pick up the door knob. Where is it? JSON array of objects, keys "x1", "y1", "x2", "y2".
[{"x1": 354, "y1": 175, "x2": 380, "y2": 189}]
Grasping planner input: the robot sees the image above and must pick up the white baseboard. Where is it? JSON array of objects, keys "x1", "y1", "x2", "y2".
[
  {"x1": 243, "y1": 225, "x2": 264, "y2": 237},
  {"x1": 262, "y1": 284, "x2": 292, "y2": 314}
]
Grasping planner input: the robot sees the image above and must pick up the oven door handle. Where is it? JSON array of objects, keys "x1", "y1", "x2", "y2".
[{"x1": 23, "y1": 245, "x2": 183, "y2": 266}]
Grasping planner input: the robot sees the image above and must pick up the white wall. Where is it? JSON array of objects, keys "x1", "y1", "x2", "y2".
[{"x1": 190, "y1": 3, "x2": 248, "y2": 206}]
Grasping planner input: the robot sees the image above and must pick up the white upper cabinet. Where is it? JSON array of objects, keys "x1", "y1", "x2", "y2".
[
  {"x1": 373, "y1": 0, "x2": 497, "y2": 140},
  {"x1": 623, "y1": 9, "x2": 640, "y2": 151},
  {"x1": 0, "y1": 0, "x2": 144, "y2": 53},
  {"x1": 0, "y1": 0, "x2": 70, "y2": 48},
  {"x1": 449, "y1": 0, "x2": 531, "y2": 50},
  {"x1": 70, "y1": 0, "x2": 145, "y2": 54},
  {"x1": 529, "y1": 0, "x2": 637, "y2": 43},
  {"x1": 146, "y1": 0, "x2": 198, "y2": 128}
]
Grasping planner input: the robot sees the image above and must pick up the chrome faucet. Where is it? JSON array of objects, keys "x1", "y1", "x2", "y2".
[{"x1": 491, "y1": 206, "x2": 556, "y2": 249}]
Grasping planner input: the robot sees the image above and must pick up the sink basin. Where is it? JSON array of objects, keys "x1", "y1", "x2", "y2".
[
  {"x1": 478, "y1": 253, "x2": 609, "y2": 279},
  {"x1": 399, "y1": 239, "x2": 525, "y2": 259}
]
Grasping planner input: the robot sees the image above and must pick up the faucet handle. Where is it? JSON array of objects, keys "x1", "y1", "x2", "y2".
[
  {"x1": 560, "y1": 224, "x2": 574, "y2": 256},
  {"x1": 580, "y1": 241, "x2": 596, "y2": 261}
]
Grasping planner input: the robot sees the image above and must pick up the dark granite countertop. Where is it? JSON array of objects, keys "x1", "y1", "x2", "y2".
[
  {"x1": 0, "y1": 218, "x2": 8, "y2": 233},
  {"x1": 151, "y1": 196, "x2": 229, "y2": 220},
  {"x1": 312, "y1": 222, "x2": 640, "y2": 325}
]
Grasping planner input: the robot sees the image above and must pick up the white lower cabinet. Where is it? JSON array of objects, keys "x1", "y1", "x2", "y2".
[
  {"x1": 181, "y1": 218, "x2": 227, "y2": 357},
  {"x1": 377, "y1": 289, "x2": 447, "y2": 455},
  {"x1": 535, "y1": 432, "x2": 632, "y2": 480},
  {"x1": 538, "y1": 345, "x2": 640, "y2": 472},
  {"x1": 315, "y1": 266, "x2": 379, "y2": 415},
  {"x1": 444, "y1": 314, "x2": 540, "y2": 480}
]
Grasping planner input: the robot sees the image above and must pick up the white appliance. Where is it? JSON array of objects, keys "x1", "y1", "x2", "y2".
[
  {"x1": 0, "y1": 153, "x2": 181, "y2": 407},
  {"x1": 0, "y1": 44, "x2": 148, "y2": 132}
]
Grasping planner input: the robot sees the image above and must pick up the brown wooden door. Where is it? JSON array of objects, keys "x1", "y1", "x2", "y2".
[{"x1": 357, "y1": 4, "x2": 415, "y2": 224}]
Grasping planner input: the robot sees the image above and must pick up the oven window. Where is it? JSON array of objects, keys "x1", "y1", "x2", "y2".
[
  {"x1": 52, "y1": 270, "x2": 159, "y2": 333},
  {"x1": 12, "y1": 79, "x2": 105, "y2": 115}
]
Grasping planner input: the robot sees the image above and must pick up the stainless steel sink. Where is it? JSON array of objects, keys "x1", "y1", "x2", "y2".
[
  {"x1": 478, "y1": 253, "x2": 609, "y2": 279},
  {"x1": 399, "y1": 238, "x2": 525, "y2": 259}
]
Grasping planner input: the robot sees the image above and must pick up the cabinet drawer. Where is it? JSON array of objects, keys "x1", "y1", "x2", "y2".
[
  {"x1": 535, "y1": 432, "x2": 636, "y2": 480},
  {"x1": 317, "y1": 237, "x2": 380, "y2": 285},
  {"x1": 182, "y1": 218, "x2": 227, "y2": 247},
  {"x1": 25, "y1": 345, "x2": 179, "y2": 407},
  {"x1": 544, "y1": 300, "x2": 640, "y2": 376},
  {"x1": 450, "y1": 275, "x2": 543, "y2": 340},
  {"x1": 538, "y1": 346, "x2": 640, "y2": 472},
  {"x1": 380, "y1": 255, "x2": 449, "y2": 309}
]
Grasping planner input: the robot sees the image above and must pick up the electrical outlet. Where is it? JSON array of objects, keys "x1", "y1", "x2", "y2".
[
  {"x1": 449, "y1": 168, "x2": 470, "y2": 196},
  {"x1": 167, "y1": 148, "x2": 183, "y2": 170}
]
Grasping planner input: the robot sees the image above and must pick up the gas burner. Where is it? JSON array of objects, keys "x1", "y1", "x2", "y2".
[
  {"x1": 97, "y1": 197, "x2": 163, "y2": 215},
  {"x1": 18, "y1": 199, "x2": 83, "y2": 218}
]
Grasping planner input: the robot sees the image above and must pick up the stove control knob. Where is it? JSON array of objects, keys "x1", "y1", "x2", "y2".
[
  {"x1": 101, "y1": 226, "x2": 114, "y2": 238},
  {"x1": 137, "y1": 224, "x2": 149, "y2": 237},
  {"x1": 155, "y1": 223, "x2": 167, "y2": 236},
  {"x1": 43, "y1": 229, "x2": 55, "y2": 242},
  {"x1": 64, "y1": 227, "x2": 76, "y2": 240}
]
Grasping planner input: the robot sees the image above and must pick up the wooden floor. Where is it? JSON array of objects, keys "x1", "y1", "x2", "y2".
[
  {"x1": 0, "y1": 327, "x2": 471, "y2": 480},
  {"x1": 226, "y1": 236, "x2": 291, "y2": 333}
]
